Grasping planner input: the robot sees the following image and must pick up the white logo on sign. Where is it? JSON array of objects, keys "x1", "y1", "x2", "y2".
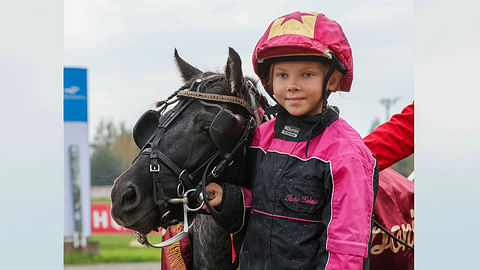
[{"x1": 65, "y1": 86, "x2": 80, "y2": 95}]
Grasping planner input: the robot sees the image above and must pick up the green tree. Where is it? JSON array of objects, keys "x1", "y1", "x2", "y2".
[
  {"x1": 112, "y1": 122, "x2": 139, "y2": 169},
  {"x1": 92, "y1": 119, "x2": 117, "y2": 148},
  {"x1": 90, "y1": 119, "x2": 129, "y2": 186},
  {"x1": 391, "y1": 154, "x2": 414, "y2": 179},
  {"x1": 90, "y1": 145, "x2": 123, "y2": 186}
]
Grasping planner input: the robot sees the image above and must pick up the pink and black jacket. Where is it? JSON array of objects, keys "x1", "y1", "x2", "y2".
[{"x1": 214, "y1": 106, "x2": 379, "y2": 270}]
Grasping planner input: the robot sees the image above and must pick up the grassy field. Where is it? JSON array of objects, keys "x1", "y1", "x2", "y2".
[
  {"x1": 64, "y1": 234, "x2": 163, "y2": 264},
  {"x1": 91, "y1": 198, "x2": 111, "y2": 203}
]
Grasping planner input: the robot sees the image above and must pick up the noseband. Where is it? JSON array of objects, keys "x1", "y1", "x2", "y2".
[{"x1": 133, "y1": 75, "x2": 259, "y2": 248}]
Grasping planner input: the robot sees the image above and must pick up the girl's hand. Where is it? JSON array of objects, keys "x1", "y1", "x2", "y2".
[{"x1": 201, "y1": 182, "x2": 223, "y2": 213}]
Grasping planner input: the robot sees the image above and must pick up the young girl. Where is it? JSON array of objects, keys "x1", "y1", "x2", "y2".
[{"x1": 204, "y1": 11, "x2": 379, "y2": 269}]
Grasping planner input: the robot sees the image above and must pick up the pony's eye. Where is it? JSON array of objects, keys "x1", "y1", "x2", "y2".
[{"x1": 202, "y1": 124, "x2": 210, "y2": 131}]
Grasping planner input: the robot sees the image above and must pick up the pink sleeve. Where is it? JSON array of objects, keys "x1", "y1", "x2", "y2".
[
  {"x1": 326, "y1": 154, "x2": 376, "y2": 269},
  {"x1": 326, "y1": 253, "x2": 364, "y2": 270}
]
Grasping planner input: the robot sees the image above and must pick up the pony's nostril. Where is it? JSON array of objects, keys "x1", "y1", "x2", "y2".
[
  {"x1": 123, "y1": 187, "x2": 136, "y2": 201},
  {"x1": 121, "y1": 186, "x2": 140, "y2": 211}
]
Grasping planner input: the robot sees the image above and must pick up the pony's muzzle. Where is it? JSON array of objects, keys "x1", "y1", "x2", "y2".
[{"x1": 118, "y1": 185, "x2": 142, "y2": 212}]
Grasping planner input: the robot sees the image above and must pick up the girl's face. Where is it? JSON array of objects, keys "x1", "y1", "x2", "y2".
[{"x1": 271, "y1": 61, "x2": 328, "y2": 116}]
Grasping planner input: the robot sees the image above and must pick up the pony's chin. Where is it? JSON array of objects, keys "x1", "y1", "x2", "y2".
[
  {"x1": 125, "y1": 211, "x2": 161, "y2": 234},
  {"x1": 128, "y1": 223, "x2": 157, "y2": 235},
  {"x1": 132, "y1": 220, "x2": 177, "y2": 234}
]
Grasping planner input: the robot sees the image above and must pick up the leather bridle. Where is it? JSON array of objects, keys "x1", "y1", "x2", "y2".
[{"x1": 134, "y1": 75, "x2": 260, "y2": 248}]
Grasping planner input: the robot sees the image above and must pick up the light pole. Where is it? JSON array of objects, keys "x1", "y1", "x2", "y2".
[{"x1": 380, "y1": 97, "x2": 400, "y2": 122}]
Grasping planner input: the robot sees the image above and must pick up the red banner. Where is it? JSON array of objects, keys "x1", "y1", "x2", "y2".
[
  {"x1": 91, "y1": 203, "x2": 133, "y2": 234},
  {"x1": 91, "y1": 203, "x2": 165, "y2": 235}
]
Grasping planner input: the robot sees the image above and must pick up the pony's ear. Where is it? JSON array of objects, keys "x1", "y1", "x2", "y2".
[
  {"x1": 225, "y1": 47, "x2": 244, "y2": 95},
  {"x1": 174, "y1": 48, "x2": 202, "y2": 82}
]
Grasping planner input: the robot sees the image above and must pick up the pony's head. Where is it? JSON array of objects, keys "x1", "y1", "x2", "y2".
[{"x1": 110, "y1": 48, "x2": 268, "y2": 235}]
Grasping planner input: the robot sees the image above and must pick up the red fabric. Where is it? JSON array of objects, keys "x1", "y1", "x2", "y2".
[
  {"x1": 370, "y1": 168, "x2": 414, "y2": 270},
  {"x1": 161, "y1": 224, "x2": 192, "y2": 270},
  {"x1": 363, "y1": 102, "x2": 414, "y2": 170},
  {"x1": 230, "y1": 233, "x2": 236, "y2": 263}
]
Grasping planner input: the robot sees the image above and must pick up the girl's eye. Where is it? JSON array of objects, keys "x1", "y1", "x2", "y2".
[
  {"x1": 304, "y1": 72, "x2": 313, "y2": 78},
  {"x1": 276, "y1": 73, "x2": 287, "y2": 78}
]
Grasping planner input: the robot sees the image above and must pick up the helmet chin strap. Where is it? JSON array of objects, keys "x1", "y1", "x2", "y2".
[{"x1": 321, "y1": 64, "x2": 336, "y2": 114}]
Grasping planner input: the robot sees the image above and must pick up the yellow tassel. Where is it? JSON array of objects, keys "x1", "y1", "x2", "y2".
[{"x1": 165, "y1": 224, "x2": 187, "y2": 270}]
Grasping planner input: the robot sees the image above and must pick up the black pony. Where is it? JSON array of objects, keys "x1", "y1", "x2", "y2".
[{"x1": 110, "y1": 48, "x2": 269, "y2": 269}]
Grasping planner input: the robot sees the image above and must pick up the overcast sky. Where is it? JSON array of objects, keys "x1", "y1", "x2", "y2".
[{"x1": 65, "y1": 0, "x2": 414, "y2": 140}]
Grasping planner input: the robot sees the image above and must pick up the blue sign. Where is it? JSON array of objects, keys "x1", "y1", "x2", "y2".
[{"x1": 64, "y1": 67, "x2": 88, "y2": 122}]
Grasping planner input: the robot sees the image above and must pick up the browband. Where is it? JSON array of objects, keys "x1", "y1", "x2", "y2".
[{"x1": 177, "y1": 90, "x2": 248, "y2": 110}]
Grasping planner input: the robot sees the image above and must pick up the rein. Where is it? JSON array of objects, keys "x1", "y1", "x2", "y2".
[{"x1": 135, "y1": 75, "x2": 260, "y2": 248}]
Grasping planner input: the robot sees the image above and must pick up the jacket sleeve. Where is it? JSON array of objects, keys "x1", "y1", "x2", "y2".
[
  {"x1": 210, "y1": 183, "x2": 251, "y2": 234},
  {"x1": 363, "y1": 101, "x2": 414, "y2": 170},
  {"x1": 325, "y1": 154, "x2": 379, "y2": 270}
]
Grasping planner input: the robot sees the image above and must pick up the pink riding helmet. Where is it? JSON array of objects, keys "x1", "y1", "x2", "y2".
[{"x1": 252, "y1": 11, "x2": 353, "y2": 93}]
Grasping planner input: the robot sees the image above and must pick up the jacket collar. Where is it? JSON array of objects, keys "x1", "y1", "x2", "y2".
[{"x1": 270, "y1": 104, "x2": 339, "y2": 142}]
